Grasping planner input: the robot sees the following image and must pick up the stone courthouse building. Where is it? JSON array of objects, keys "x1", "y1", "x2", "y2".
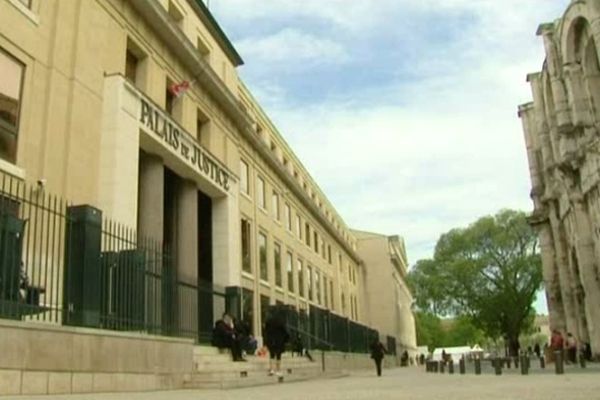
[
  {"x1": 353, "y1": 230, "x2": 417, "y2": 357},
  {"x1": 0, "y1": 0, "x2": 415, "y2": 394},
  {"x1": 520, "y1": 0, "x2": 600, "y2": 358}
]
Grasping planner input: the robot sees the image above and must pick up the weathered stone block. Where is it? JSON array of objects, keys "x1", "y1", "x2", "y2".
[
  {"x1": 21, "y1": 371, "x2": 48, "y2": 395},
  {"x1": 0, "y1": 369, "x2": 21, "y2": 395}
]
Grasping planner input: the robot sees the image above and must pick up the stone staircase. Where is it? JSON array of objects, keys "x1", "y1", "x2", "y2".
[{"x1": 183, "y1": 346, "x2": 344, "y2": 389}]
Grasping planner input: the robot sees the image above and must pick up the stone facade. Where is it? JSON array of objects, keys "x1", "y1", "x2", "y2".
[
  {"x1": 520, "y1": 0, "x2": 600, "y2": 357},
  {"x1": 0, "y1": 0, "x2": 366, "y2": 340},
  {"x1": 0, "y1": 0, "x2": 416, "y2": 389},
  {"x1": 353, "y1": 230, "x2": 417, "y2": 357}
]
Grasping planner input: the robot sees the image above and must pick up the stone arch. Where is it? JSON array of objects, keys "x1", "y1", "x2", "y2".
[
  {"x1": 582, "y1": 33, "x2": 600, "y2": 119},
  {"x1": 558, "y1": 0, "x2": 600, "y2": 64}
]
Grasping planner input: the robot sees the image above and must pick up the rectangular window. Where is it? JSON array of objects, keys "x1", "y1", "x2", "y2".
[
  {"x1": 259, "y1": 232, "x2": 268, "y2": 281},
  {"x1": 285, "y1": 203, "x2": 291, "y2": 231},
  {"x1": 305, "y1": 223, "x2": 310, "y2": 246},
  {"x1": 196, "y1": 108, "x2": 210, "y2": 144},
  {"x1": 329, "y1": 280, "x2": 334, "y2": 309},
  {"x1": 323, "y1": 276, "x2": 328, "y2": 308},
  {"x1": 274, "y1": 242, "x2": 282, "y2": 288},
  {"x1": 322, "y1": 240, "x2": 326, "y2": 259},
  {"x1": 260, "y1": 294, "x2": 270, "y2": 335},
  {"x1": 241, "y1": 218, "x2": 252, "y2": 273},
  {"x1": 328, "y1": 245, "x2": 332, "y2": 264},
  {"x1": 315, "y1": 271, "x2": 321, "y2": 305},
  {"x1": 338, "y1": 254, "x2": 343, "y2": 272},
  {"x1": 307, "y1": 265, "x2": 313, "y2": 301},
  {"x1": 313, "y1": 232, "x2": 319, "y2": 253},
  {"x1": 297, "y1": 259, "x2": 304, "y2": 297},
  {"x1": 272, "y1": 191, "x2": 279, "y2": 220},
  {"x1": 240, "y1": 160, "x2": 249, "y2": 195},
  {"x1": 196, "y1": 36, "x2": 210, "y2": 62},
  {"x1": 242, "y1": 289, "x2": 254, "y2": 334},
  {"x1": 287, "y1": 252, "x2": 294, "y2": 293},
  {"x1": 168, "y1": 0, "x2": 184, "y2": 28},
  {"x1": 0, "y1": 49, "x2": 24, "y2": 164},
  {"x1": 296, "y1": 214, "x2": 301, "y2": 238},
  {"x1": 125, "y1": 50, "x2": 138, "y2": 83},
  {"x1": 257, "y1": 176, "x2": 265, "y2": 209},
  {"x1": 165, "y1": 78, "x2": 175, "y2": 115}
]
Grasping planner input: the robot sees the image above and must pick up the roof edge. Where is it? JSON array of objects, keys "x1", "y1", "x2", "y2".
[{"x1": 188, "y1": 0, "x2": 244, "y2": 66}]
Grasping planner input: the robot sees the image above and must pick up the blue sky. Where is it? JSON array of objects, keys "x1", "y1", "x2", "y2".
[{"x1": 209, "y1": 0, "x2": 570, "y2": 313}]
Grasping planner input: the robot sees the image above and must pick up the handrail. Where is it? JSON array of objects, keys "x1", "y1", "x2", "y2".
[{"x1": 287, "y1": 325, "x2": 334, "y2": 351}]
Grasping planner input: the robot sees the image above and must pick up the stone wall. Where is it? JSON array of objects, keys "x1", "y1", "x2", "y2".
[
  {"x1": 0, "y1": 319, "x2": 194, "y2": 396},
  {"x1": 520, "y1": 0, "x2": 600, "y2": 357}
]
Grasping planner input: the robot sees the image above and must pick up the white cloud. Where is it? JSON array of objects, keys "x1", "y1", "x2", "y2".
[
  {"x1": 235, "y1": 28, "x2": 348, "y2": 68},
  {"x1": 210, "y1": 0, "x2": 569, "y2": 272}
]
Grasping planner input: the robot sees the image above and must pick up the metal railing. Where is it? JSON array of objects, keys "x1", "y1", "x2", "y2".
[
  {"x1": 267, "y1": 304, "x2": 380, "y2": 354},
  {"x1": 0, "y1": 172, "x2": 224, "y2": 342}
]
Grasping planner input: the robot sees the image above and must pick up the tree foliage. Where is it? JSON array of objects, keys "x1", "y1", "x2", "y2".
[
  {"x1": 415, "y1": 312, "x2": 485, "y2": 352},
  {"x1": 408, "y1": 210, "x2": 542, "y2": 356}
]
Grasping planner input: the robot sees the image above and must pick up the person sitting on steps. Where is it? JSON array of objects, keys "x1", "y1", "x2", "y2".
[{"x1": 211, "y1": 312, "x2": 245, "y2": 362}]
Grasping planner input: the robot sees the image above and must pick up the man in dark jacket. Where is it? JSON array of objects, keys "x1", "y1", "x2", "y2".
[
  {"x1": 370, "y1": 338, "x2": 387, "y2": 376},
  {"x1": 264, "y1": 313, "x2": 290, "y2": 376},
  {"x1": 212, "y1": 313, "x2": 244, "y2": 361}
]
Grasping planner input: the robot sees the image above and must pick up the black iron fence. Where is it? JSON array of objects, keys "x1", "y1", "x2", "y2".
[
  {"x1": 0, "y1": 172, "x2": 226, "y2": 341},
  {"x1": 0, "y1": 172, "x2": 394, "y2": 352},
  {"x1": 268, "y1": 304, "x2": 381, "y2": 354}
]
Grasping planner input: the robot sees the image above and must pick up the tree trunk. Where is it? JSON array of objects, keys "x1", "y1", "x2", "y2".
[{"x1": 508, "y1": 336, "x2": 520, "y2": 357}]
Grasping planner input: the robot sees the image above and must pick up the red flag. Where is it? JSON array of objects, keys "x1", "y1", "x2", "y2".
[{"x1": 169, "y1": 80, "x2": 190, "y2": 97}]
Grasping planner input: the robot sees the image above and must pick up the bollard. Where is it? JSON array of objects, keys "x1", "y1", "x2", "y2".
[
  {"x1": 459, "y1": 358, "x2": 466, "y2": 375},
  {"x1": 506, "y1": 358, "x2": 511, "y2": 369},
  {"x1": 474, "y1": 358, "x2": 481, "y2": 375},
  {"x1": 426, "y1": 361, "x2": 431, "y2": 372},
  {"x1": 439, "y1": 361, "x2": 445, "y2": 373},
  {"x1": 433, "y1": 361, "x2": 439, "y2": 373},
  {"x1": 513, "y1": 356, "x2": 519, "y2": 369},
  {"x1": 554, "y1": 351, "x2": 564, "y2": 375},
  {"x1": 520, "y1": 355, "x2": 528, "y2": 375},
  {"x1": 449, "y1": 361, "x2": 454, "y2": 374},
  {"x1": 494, "y1": 358, "x2": 502, "y2": 375},
  {"x1": 579, "y1": 352, "x2": 586, "y2": 369},
  {"x1": 539, "y1": 356, "x2": 545, "y2": 369}
]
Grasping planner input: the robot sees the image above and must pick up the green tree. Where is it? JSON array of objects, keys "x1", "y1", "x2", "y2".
[
  {"x1": 409, "y1": 209, "x2": 542, "y2": 356},
  {"x1": 414, "y1": 311, "x2": 445, "y2": 351}
]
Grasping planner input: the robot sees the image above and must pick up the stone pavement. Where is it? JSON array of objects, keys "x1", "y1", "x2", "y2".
[{"x1": 6, "y1": 365, "x2": 600, "y2": 400}]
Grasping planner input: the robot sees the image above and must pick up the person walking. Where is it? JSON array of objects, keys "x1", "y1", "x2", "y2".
[
  {"x1": 264, "y1": 312, "x2": 290, "y2": 376},
  {"x1": 370, "y1": 338, "x2": 387, "y2": 377},
  {"x1": 566, "y1": 333, "x2": 577, "y2": 364}
]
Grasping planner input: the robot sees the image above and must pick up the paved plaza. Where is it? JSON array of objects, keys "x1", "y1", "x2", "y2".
[{"x1": 7, "y1": 364, "x2": 600, "y2": 400}]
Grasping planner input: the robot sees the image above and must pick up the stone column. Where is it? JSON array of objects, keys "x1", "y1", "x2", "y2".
[
  {"x1": 175, "y1": 180, "x2": 199, "y2": 338},
  {"x1": 137, "y1": 153, "x2": 164, "y2": 242},
  {"x1": 136, "y1": 152, "x2": 164, "y2": 332},
  {"x1": 571, "y1": 199, "x2": 600, "y2": 353},
  {"x1": 538, "y1": 222, "x2": 568, "y2": 333},
  {"x1": 212, "y1": 181, "x2": 241, "y2": 288},
  {"x1": 563, "y1": 64, "x2": 594, "y2": 128},
  {"x1": 538, "y1": 25, "x2": 572, "y2": 130},
  {"x1": 176, "y1": 180, "x2": 198, "y2": 285},
  {"x1": 550, "y1": 207, "x2": 587, "y2": 338}
]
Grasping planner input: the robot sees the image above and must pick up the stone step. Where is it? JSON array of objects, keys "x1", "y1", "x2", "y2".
[
  {"x1": 183, "y1": 370, "x2": 347, "y2": 390},
  {"x1": 189, "y1": 366, "x2": 322, "y2": 382},
  {"x1": 193, "y1": 363, "x2": 321, "y2": 376},
  {"x1": 195, "y1": 357, "x2": 315, "y2": 367},
  {"x1": 195, "y1": 356, "x2": 320, "y2": 371},
  {"x1": 195, "y1": 362, "x2": 318, "y2": 373}
]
